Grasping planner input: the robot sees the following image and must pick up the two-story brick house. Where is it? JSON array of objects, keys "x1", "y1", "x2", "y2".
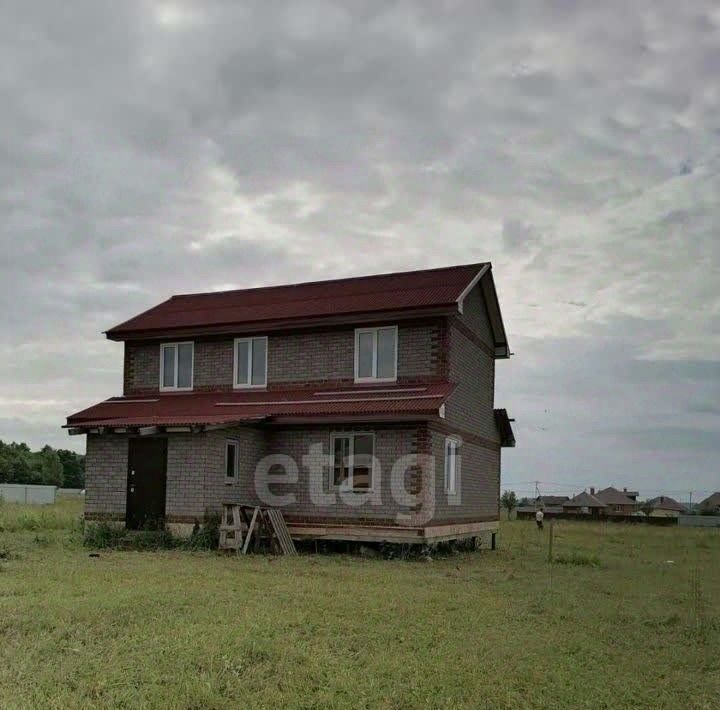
[{"x1": 66, "y1": 263, "x2": 514, "y2": 544}]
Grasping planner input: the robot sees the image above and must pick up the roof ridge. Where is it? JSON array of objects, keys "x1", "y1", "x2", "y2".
[{"x1": 170, "y1": 262, "x2": 487, "y2": 300}]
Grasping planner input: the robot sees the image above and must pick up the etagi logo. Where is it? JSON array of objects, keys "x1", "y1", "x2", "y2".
[{"x1": 253, "y1": 441, "x2": 463, "y2": 526}]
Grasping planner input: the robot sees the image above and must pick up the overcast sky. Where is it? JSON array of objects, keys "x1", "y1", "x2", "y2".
[{"x1": 1, "y1": 1, "x2": 718, "y2": 499}]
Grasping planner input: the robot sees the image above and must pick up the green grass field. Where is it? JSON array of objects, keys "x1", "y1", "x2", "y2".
[{"x1": 1, "y1": 499, "x2": 718, "y2": 709}]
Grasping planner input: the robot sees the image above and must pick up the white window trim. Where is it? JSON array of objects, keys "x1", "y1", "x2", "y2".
[
  {"x1": 233, "y1": 336, "x2": 268, "y2": 389},
  {"x1": 225, "y1": 439, "x2": 239, "y2": 484},
  {"x1": 159, "y1": 342, "x2": 194, "y2": 392},
  {"x1": 444, "y1": 437, "x2": 460, "y2": 495},
  {"x1": 354, "y1": 326, "x2": 398, "y2": 383},
  {"x1": 330, "y1": 432, "x2": 375, "y2": 492}
]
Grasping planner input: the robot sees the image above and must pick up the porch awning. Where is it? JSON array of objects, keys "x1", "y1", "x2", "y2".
[{"x1": 65, "y1": 382, "x2": 456, "y2": 432}]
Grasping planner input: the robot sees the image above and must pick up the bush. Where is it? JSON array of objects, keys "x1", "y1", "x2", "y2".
[
  {"x1": 84, "y1": 523, "x2": 180, "y2": 550},
  {"x1": 83, "y1": 523, "x2": 127, "y2": 549},
  {"x1": 186, "y1": 512, "x2": 221, "y2": 551},
  {"x1": 83, "y1": 516, "x2": 225, "y2": 552}
]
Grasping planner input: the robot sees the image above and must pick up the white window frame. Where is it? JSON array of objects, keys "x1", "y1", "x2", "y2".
[
  {"x1": 159, "y1": 342, "x2": 194, "y2": 392},
  {"x1": 444, "y1": 437, "x2": 460, "y2": 495},
  {"x1": 233, "y1": 336, "x2": 268, "y2": 389},
  {"x1": 330, "y1": 432, "x2": 375, "y2": 492},
  {"x1": 354, "y1": 326, "x2": 398, "y2": 383},
  {"x1": 225, "y1": 439, "x2": 239, "y2": 484}
]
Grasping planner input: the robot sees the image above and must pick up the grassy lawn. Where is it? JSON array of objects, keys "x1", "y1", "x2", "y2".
[{"x1": 1, "y1": 500, "x2": 719, "y2": 709}]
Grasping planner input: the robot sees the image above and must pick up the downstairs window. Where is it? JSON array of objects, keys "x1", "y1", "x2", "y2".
[
  {"x1": 444, "y1": 437, "x2": 460, "y2": 495},
  {"x1": 225, "y1": 440, "x2": 239, "y2": 483},
  {"x1": 331, "y1": 433, "x2": 374, "y2": 491}
]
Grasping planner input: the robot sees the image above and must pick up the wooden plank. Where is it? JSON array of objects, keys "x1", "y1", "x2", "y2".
[
  {"x1": 267, "y1": 509, "x2": 297, "y2": 555},
  {"x1": 287, "y1": 524, "x2": 425, "y2": 544},
  {"x1": 422, "y1": 520, "x2": 499, "y2": 537},
  {"x1": 242, "y1": 507, "x2": 260, "y2": 555},
  {"x1": 286, "y1": 520, "x2": 499, "y2": 544},
  {"x1": 138, "y1": 426, "x2": 159, "y2": 437},
  {"x1": 218, "y1": 504, "x2": 245, "y2": 552}
]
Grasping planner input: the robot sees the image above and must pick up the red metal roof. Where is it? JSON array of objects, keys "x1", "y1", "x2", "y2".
[
  {"x1": 66, "y1": 383, "x2": 455, "y2": 428},
  {"x1": 106, "y1": 263, "x2": 487, "y2": 340}
]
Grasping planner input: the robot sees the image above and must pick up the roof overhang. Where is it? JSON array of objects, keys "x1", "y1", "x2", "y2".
[
  {"x1": 494, "y1": 408, "x2": 516, "y2": 447},
  {"x1": 105, "y1": 305, "x2": 458, "y2": 342},
  {"x1": 65, "y1": 383, "x2": 456, "y2": 433},
  {"x1": 480, "y1": 265, "x2": 511, "y2": 359},
  {"x1": 465, "y1": 266, "x2": 510, "y2": 359}
]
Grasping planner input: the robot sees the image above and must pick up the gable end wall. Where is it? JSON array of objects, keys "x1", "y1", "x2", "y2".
[{"x1": 433, "y1": 283, "x2": 500, "y2": 523}]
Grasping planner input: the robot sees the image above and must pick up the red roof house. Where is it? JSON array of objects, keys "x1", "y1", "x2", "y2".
[{"x1": 67, "y1": 262, "x2": 513, "y2": 544}]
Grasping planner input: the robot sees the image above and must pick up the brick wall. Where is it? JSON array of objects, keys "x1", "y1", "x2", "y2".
[
  {"x1": 262, "y1": 425, "x2": 420, "y2": 523},
  {"x1": 445, "y1": 284, "x2": 498, "y2": 441},
  {"x1": 160, "y1": 426, "x2": 269, "y2": 522},
  {"x1": 202, "y1": 426, "x2": 268, "y2": 513},
  {"x1": 165, "y1": 434, "x2": 209, "y2": 520},
  {"x1": 83, "y1": 422, "x2": 498, "y2": 527},
  {"x1": 434, "y1": 283, "x2": 501, "y2": 523},
  {"x1": 161, "y1": 424, "x2": 422, "y2": 524},
  {"x1": 123, "y1": 320, "x2": 444, "y2": 394},
  {"x1": 124, "y1": 342, "x2": 159, "y2": 394},
  {"x1": 194, "y1": 340, "x2": 234, "y2": 390},
  {"x1": 84, "y1": 435, "x2": 128, "y2": 520},
  {"x1": 426, "y1": 427, "x2": 500, "y2": 524}
]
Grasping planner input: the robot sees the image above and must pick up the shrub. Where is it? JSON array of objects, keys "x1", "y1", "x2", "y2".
[
  {"x1": 186, "y1": 512, "x2": 221, "y2": 551},
  {"x1": 84, "y1": 523, "x2": 181, "y2": 551},
  {"x1": 83, "y1": 523, "x2": 127, "y2": 549}
]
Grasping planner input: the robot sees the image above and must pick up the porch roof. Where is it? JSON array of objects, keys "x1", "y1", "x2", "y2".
[{"x1": 65, "y1": 382, "x2": 455, "y2": 430}]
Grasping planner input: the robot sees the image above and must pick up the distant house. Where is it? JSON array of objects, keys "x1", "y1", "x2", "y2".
[
  {"x1": 533, "y1": 495, "x2": 568, "y2": 515},
  {"x1": 698, "y1": 492, "x2": 720, "y2": 515},
  {"x1": 536, "y1": 495, "x2": 569, "y2": 507},
  {"x1": 563, "y1": 489, "x2": 607, "y2": 518},
  {"x1": 620, "y1": 488, "x2": 639, "y2": 502},
  {"x1": 644, "y1": 496, "x2": 688, "y2": 518},
  {"x1": 595, "y1": 487, "x2": 638, "y2": 515}
]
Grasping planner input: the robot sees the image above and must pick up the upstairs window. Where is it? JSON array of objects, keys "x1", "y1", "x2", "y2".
[
  {"x1": 354, "y1": 326, "x2": 397, "y2": 382},
  {"x1": 444, "y1": 437, "x2": 460, "y2": 495},
  {"x1": 160, "y1": 342, "x2": 194, "y2": 391},
  {"x1": 331, "y1": 433, "x2": 374, "y2": 491},
  {"x1": 234, "y1": 336, "x2": 268, "y2": 388}
]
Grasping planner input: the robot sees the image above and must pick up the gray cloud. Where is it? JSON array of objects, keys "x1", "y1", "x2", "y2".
[{"x1": 0, "y1": 1, "x2": 718, "y2": 496}]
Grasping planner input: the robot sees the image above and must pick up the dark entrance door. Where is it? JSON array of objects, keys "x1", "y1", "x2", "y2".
[{"x1": 126, "y1": 438, "x2": 168, "y2": 530}]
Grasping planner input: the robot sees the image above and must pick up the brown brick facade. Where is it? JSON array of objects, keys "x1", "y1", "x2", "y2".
[{"x1": 123, "y1": 320, "x2": 445, "y2": 395}]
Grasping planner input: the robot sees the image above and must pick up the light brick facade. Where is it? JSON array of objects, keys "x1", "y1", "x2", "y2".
[
  {"x1": 84, "y1": 435, "x2": 128, "y2": 520},
  {"x1": 123, "y1": 320, "x2": 445, "y2": 395}
]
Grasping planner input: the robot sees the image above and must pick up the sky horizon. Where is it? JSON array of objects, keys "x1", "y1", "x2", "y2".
[{"x1": 1, "y1": 2, "x2": 718, "y2": 499}]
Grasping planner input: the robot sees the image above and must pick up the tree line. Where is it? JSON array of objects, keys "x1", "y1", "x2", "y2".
[{"x1": 0, "y1": 440, "x2": 85, "y2": 488}]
